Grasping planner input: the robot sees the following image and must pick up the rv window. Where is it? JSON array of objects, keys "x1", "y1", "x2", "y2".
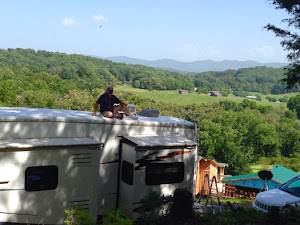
[
  {"x1": 25, "y1": 166, "x2": 58, "y2": 192},
  {"x1": 146, "y1": 162, "x2": 184, "y2": 185},
  {"x1": 122, "y1": 161, "x2": 134, "y2": 185}
]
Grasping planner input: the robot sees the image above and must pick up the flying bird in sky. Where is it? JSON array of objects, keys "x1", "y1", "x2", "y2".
[{"x1": 99, "y1": 25, "x2": 102, "y2": 29}]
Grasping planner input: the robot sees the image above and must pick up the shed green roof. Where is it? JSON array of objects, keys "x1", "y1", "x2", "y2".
[
  {"x1": 272, "y1": 164, "x2": 299, "y2": 184},
  {"x1": 222, "y1": 173, "x2": 258, "y2": 182},
  {"x1": 222, "y1": 164, "x2": 299, "y2": 184}
]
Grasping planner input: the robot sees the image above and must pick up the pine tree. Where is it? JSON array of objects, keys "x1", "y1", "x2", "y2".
[{"x1": 265, "y1": 0, "x2": 300, "y2": 89}]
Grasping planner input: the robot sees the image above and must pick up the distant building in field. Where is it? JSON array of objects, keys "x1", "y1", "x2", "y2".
[
  {"x1": 246, "y1": 96, "x2": 257, "y2": 100},
  {"x1": 209, "y1": 91, "x2": 222, "y2": 97},
  {"x1": 179, "y1": 89, "x2": 189, "y2": 94}
]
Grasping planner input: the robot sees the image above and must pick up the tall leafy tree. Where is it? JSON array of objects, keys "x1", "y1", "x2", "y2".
[
  {"x1": 264, "y1": 0, "x2": 300, "y2": 89},
  {"x1": 287, "y1": 94, "x2": 300, "y2": 118}
]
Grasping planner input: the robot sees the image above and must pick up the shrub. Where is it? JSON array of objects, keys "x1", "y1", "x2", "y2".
[
  {"x1": 102, "y1": 208, "x2": 135, "y2": 225},
  {"x1": 266, "y1": 96, "x2": 277, "y2": 102},
  {"x1": 64, "y1": 206, "x2": 96, "y2": 225},
  {"x1": 169, "y1": 188, "x2": 194, "y2": 219}
]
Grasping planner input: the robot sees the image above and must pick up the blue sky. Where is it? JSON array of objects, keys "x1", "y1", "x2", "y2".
[{"x1": 0, "y1": 0, "x2": 291, "y2": 63}]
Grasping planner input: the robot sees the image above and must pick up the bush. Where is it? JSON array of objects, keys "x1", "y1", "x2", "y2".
[
  {"x1": 64, "y1": 206, "x2": 96, "y2": 225},
  {"x1": 220, "y1": 90, "x2": 230, "y2": 97},
  {"x1": 102, "y1": 208, "x2": 135, "y2": 225},
  {"x1": 233, "y1": 90, "x2": 248, "y2": 97},
  {"x1": 266, "y1": 96, "x2": 277, "y2": 102},
  {"x1": 284, "y1": 109, "x2": 297, "y2": 119},
  {"x1": 256, "y1": 95, "x2": 262, "y2": 101},
  {"x1": 169, "y1": 188, "x2": 194, "y2": 219},
  {"x1": 278, "y1": 96, "x2": 289, "y2": 103},
  {"x1": 258, "y1": 156, "x2": 300, "y2": 172}
]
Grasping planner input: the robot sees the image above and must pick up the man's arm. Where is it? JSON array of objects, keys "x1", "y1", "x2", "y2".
[
  {"x1": 120, "y1": 101, "x2": 130, "y2": 115},
  {"x1": 120, "y1": 100, "x2": 128, "y2": 107},
  {"x1": 92, "y1": 102, "x2": 99, "y2": 116}
]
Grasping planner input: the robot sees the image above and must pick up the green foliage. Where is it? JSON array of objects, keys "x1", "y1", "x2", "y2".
[
  {"x1": 265, "y1": 1, "x2": 300, "y2": 89},
  {"x1": 136, "y1": 200, "x2": 266, "y2": 225},
  {"x1": 287, "y1": 94, "x2": 300, "y2": 118},
  {"x1": 141, "y1": 189, "x2": 161, "y2": 203},
  {"x1": 278, "y1": 96, "x2": 289, "y2": 102},
  {"x1": 266, "y1": 96, "x2": 277, "y2": 102},
  {"x1": 64, "y1": 206, "x2": 96, "y2": 225},
  {"x1": 56, "y1": 90, "x2": 94, "y2": 111},
  {"x1": 0, "y1": 48, "x2": 297, "y2": 97},
  {"x1": 17, "y1": 90, "x2": 57, "y2": 108},
  {"x1": 256, "y1": 95, "x2": 262, "y2": 101},
  {"x1": 196, "y1": 87, "x2": 209, "y2": 94},
  {"x1": 220, "y1": 90, "x2": 230, "y2": 97},
  {"x1": 169, "y1": 188, "x2": 194, "y2": 219},
  {"x1": 233, "y1": 90, "x2": 249, "y2": 97},
  {"x1": 259, "y1": 156, "x2": 300, "y2": 172},
  {"x1": 1, "y1": 48, "x2": 300, "y2": 176},
  {"x1": 284, "y1": 109, "x2": 297, "y2": 119},
  {"x1": 219, "y1": 100, "x2": 244, "y2": 112},
  {"x1": 136, "y1": 201, "x2": 300, "y2": 225},
  {"x1": 102, "y1": 208, "x2": 135, "y2": 225}
]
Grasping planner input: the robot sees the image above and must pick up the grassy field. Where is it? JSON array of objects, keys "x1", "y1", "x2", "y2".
[
  {"x1": 250, "y1": 165, "x2": 273, "y2": 174},
  {"x1": 116, "y1": 85, "x2": 292, "y2": 108}
]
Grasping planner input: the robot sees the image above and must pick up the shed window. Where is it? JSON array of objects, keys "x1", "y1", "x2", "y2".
[
  {"x1": 25, "y1": 166, "x2": 58, "y2": 192},
  {"x1": 122, "y1": 161, "x2": 134, "y2": 185},
  {"x1": 146, "y1": 162, "x2": 184, "y2": 185}
]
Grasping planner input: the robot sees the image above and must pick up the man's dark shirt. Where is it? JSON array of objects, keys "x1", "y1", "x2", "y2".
[{"x1": 96, "y1": 93, "x2": 121, "y2": 113}]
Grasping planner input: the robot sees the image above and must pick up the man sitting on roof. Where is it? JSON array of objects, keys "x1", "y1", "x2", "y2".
[{"x1": 92, "y1": 86, "x2": 130, "y2": 118}]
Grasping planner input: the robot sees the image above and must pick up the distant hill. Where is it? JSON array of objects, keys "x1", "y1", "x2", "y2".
[{"x1": 106, "y1": 56, "x2": 288, "y2": 73}]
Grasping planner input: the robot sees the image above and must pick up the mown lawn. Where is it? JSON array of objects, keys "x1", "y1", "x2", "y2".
[{"x1": 116, "y1": 85, "x2": 289, "y2": 108}]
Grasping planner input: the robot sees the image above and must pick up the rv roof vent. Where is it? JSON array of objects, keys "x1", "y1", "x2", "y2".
[
  {"x1": 72, "y1": 152, "x2": 92, "y2": 167},
  {"x1": 138, "y1": 109, "x2": 159, "y2": 117}
]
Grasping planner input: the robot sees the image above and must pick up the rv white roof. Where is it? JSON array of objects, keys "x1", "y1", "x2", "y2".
[
  {"x1": 122, "y1": 135, "x2": 197, "y2": 148},
  {"x1": 0, "y1": 138, "x2": 101, "y2": 149},
  {"x1": 0, "y1": 107, "x2": 194, "y2": 127}
]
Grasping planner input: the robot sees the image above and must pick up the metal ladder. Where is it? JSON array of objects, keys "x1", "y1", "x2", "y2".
[{"x1": 198, "y1": 174, "x2": 221, "y2": 212}]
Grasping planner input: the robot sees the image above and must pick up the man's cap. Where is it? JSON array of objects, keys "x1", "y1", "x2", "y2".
[{"x1": 107, "y1": 86, "x2": 114, "y2": 91}]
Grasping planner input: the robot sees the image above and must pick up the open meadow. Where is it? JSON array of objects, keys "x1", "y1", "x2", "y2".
[{"x1": 116, "y1": 85, "x2": 292, "y2": 109}]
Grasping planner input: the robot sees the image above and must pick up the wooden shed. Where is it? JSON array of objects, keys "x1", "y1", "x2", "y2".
[
  {"x1": 209, "y1": 91, "x2": 222, "y2": 97},
  {"x1": 195, "y1": 156, "x2": 228, "y2": 195},
  {"x1": 178, "y1": 89, "x2": 189, "y2": 94}
]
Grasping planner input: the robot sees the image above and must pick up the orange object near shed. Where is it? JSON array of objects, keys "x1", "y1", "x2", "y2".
[{"x1": 195, "y1": 156, "x2": 228, "y2": 195}]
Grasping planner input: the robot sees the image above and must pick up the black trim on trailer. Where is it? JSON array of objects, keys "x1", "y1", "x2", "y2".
[
  {"x1": 115, "y1": 140, "x2": 122, "y2": 210},
  {"x1": 119, "y1": 139, "x2": 137, "y2": 148}
]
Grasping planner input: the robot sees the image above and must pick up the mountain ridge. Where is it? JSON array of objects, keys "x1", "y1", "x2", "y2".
[{"x1": 104, "y1": 56, "x2": 288, "y2": 73}]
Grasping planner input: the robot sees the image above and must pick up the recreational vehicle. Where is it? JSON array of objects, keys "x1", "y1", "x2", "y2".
[{"x1": 0, "y1": 107, "x2": 198, "y2": 224}]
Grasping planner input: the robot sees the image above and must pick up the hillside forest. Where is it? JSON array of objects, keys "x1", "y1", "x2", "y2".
[{"x1": 1, "y1": 48, "x2": 300, "y2": 175}]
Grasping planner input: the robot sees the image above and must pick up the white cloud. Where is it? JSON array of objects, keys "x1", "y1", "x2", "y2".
[
  {"x1": 62, "y1": 17, "x2": 76, "y2": 26},
  {"x1": 206, "y1": 45, "x2": 223, "y2": 60},
  {"x1": 93, "y1": 13, "x2": 107, "y2": 21},
  {"x1": 170, "y1": 44, "x2": 199, "y2": 61},
  {"x1": 245, "y1": 44, "x2": 288, "y2": 62},
  {"x1": 249, "y1": 45, "x2": 274, "y2": 59}
]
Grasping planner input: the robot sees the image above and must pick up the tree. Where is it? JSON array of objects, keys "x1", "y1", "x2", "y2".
[
  {"x1": 265, "y1": 1, "x2": 300, "y2": 89},
  {"x1": 287, "y1": 94, "x2": 300, "y2": 118}
]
